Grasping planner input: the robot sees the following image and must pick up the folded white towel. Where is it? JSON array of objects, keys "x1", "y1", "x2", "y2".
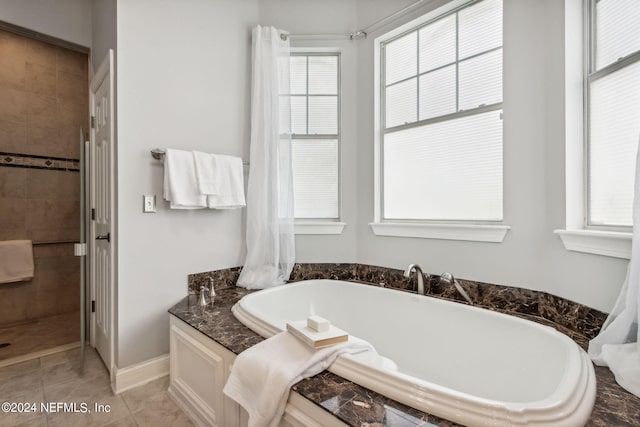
[
  {"x1": 223, "y1": 331, "x2": 375, "y2": 427},
  {"x1": 163, "y1": 148, "x2": 207, "y2": 209},
  {"x1": 0, "y1": 240, "x2": 34, "y2": 284},
  {"x1": 192, "y1": 151, "x2": 246, "y2": 209},
  {"x1": 192, "y1": 150, "x2": 219, "y2": 195}
]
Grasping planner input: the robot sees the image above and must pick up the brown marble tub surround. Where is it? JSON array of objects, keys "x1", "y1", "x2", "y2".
[
  {"x1": 188, "y1": 266, "x2": 242, "y2": 294},
  {"x1": 188, "y1": 263, "x2": 608, "y2": 347},
  {"x1": 171, "y1": 275, "x2": 640, "y2": 427}
]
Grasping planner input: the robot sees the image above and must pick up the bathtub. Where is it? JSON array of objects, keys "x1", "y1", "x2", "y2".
[{"x1": 232, "y1": 280, "x2": 596, "y2": 427}]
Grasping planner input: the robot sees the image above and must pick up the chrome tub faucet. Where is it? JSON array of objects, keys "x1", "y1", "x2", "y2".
[{"x1": 404, "y1": 264, "x2": 428, "y2": 295}]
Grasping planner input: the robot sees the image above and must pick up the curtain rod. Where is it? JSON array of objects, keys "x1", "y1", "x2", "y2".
[
  {"x1": 280, "y1": 0, "x2": 430, "y2": 41},
  {"x1": 280, "y1": 31, "x2": 366, "y2": 41}
]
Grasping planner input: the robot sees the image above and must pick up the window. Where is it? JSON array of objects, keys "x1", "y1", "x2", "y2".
[
  {"x1": 284, "y1": 53, "x2": 340, "y2": 220},
  {"x1": 380, "y1": 0, "x2": 503, "y2": 222},
  {"x1": 586, "y1": 0, "x2": 640, "y2": 229},
  {"x1": 555, "y1": 0, "x2": 637, "y2": 258}
]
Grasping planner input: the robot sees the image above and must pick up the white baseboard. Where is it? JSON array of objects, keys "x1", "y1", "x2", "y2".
[{"x1": 111, "y1": 353, "x2": 169, "y2": 394}]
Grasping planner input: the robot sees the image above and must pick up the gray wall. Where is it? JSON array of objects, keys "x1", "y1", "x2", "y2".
[
  {"x1": 91, "y1": 0, "x2": 116, "y2": 72},
  {"x1": 116, "y1": 0, "x2": 259, "y2": 367},
  {"x1": 0, "y1": 0, "x2": 92, "y2": 47}
]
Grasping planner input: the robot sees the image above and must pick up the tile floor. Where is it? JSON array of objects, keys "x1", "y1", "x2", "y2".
[
  {"x1": 0, "y1": 311, "x2": 80, "y2": 362},
  {"x1": 0, "y1": 347, "x2": 193, "y2": 427}
]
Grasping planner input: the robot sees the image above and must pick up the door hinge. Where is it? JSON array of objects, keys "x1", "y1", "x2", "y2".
[
  {"x1": 91, "y1": 116, "x2": 95, "y2": 129},
  {"x1": 91, "y1": 300, "x2": 96, "y2": 313},
  {"x1": 91, "y1": 208, "x2": 96, "y2": 220}
]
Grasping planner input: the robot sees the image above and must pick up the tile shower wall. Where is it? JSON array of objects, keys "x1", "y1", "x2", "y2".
[{"x1": 0, "y1": 29, "x2": 87, "y2": 325}]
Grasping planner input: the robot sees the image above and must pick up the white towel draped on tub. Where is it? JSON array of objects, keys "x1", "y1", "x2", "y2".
[
  {"x1": 0, "y1": 240, "x2": 34, "y2": 284},
  {"x1": 223, "y1": 331, "x2": 375, "y2": 427},
  {"x1": 162, "y1": 148, "x2": 207, "y2": 209},
  {"x1": 192, "y1": 151, "x2": 246, "y2": 209}
]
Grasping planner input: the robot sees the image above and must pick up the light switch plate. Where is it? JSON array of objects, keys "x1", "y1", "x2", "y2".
[{"x1": 143, "y1": 195, "x2": 156, "y2": 213}]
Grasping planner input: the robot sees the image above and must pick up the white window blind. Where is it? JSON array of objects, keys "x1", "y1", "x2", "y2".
[
  {"x1": 381, "y1": 0, "x2": 503, "y2": 221},
  {"x1": 384, "y1": 110, "x2": 502, "y2": 220},
  {"x1": 587, "y1": 0, "x2": 640, "y2": 227},
  {"x1": 594, "y1": 0, "x2": 640, "y2": 70},
  {"x1": 284, "y1": 54, "x2": 340, "y2": 219}
]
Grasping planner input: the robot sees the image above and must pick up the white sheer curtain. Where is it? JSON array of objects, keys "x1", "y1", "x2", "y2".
[
  {"x1": 588, "y1": 137, "x2": 640, "y2": 397},
  {"x1": 237, "y1": 26, "x2": 295, "y2": 290}
]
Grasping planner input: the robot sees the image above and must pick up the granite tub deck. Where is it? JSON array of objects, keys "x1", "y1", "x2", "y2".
[{"x1": 169, "y1": 284, "x2": 640, "y2": 426}]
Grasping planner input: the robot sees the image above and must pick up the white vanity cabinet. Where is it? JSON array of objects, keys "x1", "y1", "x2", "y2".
[
  {"x1": 169, "y1": 315, "x2": 347, "y2": 427},
  {"x1": 169, "y1": 316, "x2": 232, "y2": 426}
]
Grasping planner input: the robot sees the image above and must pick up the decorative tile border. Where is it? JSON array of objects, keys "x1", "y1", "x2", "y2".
[
  {"x1": 187, "y1": 263, "x2": 608, "y2": 344},
  {"x1": 0, "y1": 152, "x2": 80, "y2": 172}
]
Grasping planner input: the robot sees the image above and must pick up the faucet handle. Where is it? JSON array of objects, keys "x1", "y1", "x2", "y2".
[
  {"x1": 438, "y1": 272, "x2": 473, "y2": 305},
  {"x1": 198, "y1": 286, "x2": 209, "y2": 307},
  {"x1": 208, "y1": 277, "x2": 216, "y2": 297},
  {"x1": 438, "y1": 272, "x2": 454, "y2": 286}
]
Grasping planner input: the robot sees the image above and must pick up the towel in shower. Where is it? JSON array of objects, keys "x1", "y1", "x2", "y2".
[
  {"x1": 223, "y1": 331, "x2": 374, "y2": 427},
  {"x1": 162, "y1": 148, "x2": 207, "y2": 209},
  {"x1": 192, "y1": 151, "x2": 246, "y2": 209},
  {"x1": 0, "y1": 240, "x2": 34, "y2": 284}
]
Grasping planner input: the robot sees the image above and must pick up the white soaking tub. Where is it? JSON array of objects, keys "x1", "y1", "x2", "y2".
[{"x1": 232, "y1": 280, "x2": 596, "y2": 427}]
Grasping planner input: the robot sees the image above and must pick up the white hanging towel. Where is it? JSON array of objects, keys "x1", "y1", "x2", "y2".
[
  {"x1": 0, "y1": 240, "x2": 34, "y2": 284},
  {"x1": 192, "y1": 151, "x2": 246, "y2": 209},
  {"x1": 223, "y1": 331, "x2": 375, "y2": 427},
  {"x1": 162, "y1": 148, "x2": 207, "y2": 209}
]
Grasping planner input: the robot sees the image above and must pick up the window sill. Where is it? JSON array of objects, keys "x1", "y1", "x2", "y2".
[
  {"x1": 295, "y1": 222, "x2": 346, "y2": 235},
  {"x1": 554, "y1": 229, "x2": 631, "y2": 259},
  {"x1": 369, "y1": 222, "x2": 510, "y2": 242}
]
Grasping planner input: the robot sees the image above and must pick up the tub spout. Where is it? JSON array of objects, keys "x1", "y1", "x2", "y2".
[
  {"x1": 403, "y1": 264, "x2": 427, "y2": 295},
  {"x1": 439, "y1": 272, "x2": 473, "y2": 305}
]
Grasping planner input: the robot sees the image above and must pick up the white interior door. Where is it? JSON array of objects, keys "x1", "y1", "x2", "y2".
[{"x1": 90, "y1": 50, "x2": 115, "y2": 372}]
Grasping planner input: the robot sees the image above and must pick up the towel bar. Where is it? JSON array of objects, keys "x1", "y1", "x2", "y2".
[
  {"x1": 33, "y1": 240, "x2": 78, "y2": 246},
  {"x1": 151, "y1": 149, "x2": 249, "y2": 166}
]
